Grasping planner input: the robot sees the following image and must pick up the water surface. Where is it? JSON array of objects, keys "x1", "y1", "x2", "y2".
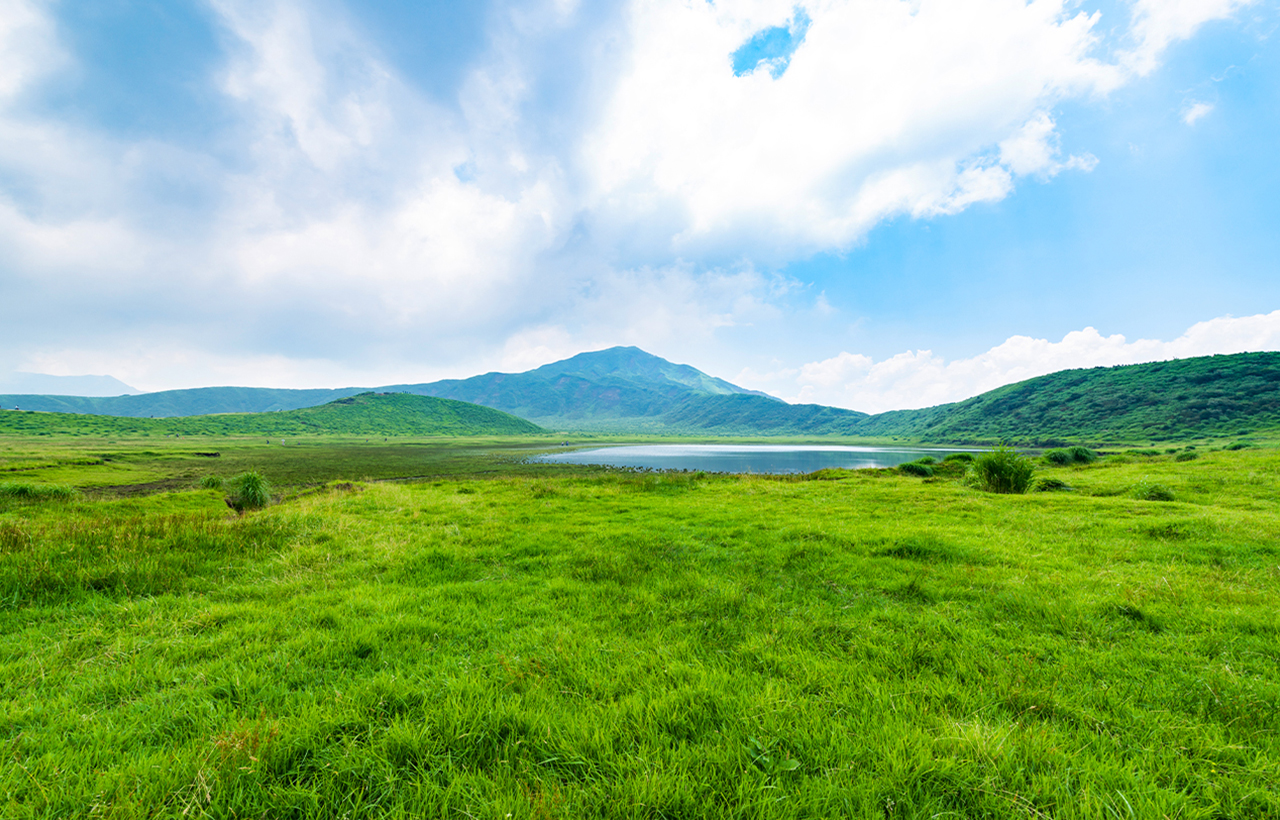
[{"x1": 533, "y1": 444, "x2": 973, "y2": 474}]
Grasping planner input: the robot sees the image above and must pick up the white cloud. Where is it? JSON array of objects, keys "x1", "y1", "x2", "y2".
[
  {"x1": 1182, "y1": 100, "x2": 1215, "y2": 124},
  {"x1": 582, "y1": 0, "x2": 1120, "y2": 260},
  {"x1": 748, "y1": 311, "x2": 1280, "y2": 414},
  {"x1": 1123, "y1": 0, "x2": 1254, "y2": 76},
  {"x1": 0, "y1": 0, "x2": 1265, "y2": 390}
]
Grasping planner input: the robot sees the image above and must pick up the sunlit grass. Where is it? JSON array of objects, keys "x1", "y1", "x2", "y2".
[{"x1": 1, "y1": 445, "x2": 1277, "y2": 817}]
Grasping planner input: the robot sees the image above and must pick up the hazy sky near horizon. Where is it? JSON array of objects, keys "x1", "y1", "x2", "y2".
[{"x1": 1, "y1": 0, "x2": 1277, "y2": 412}]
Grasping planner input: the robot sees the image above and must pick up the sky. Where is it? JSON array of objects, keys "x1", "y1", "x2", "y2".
[{"x1": 0, "y1": 0, "x2": 1277, "y2": 412}]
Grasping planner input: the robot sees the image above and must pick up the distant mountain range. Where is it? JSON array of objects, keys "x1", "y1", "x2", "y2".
[
  {"x1": 0, "y1": 392, "x2": 543, "y2": 438},
  {"x1": 0, "y1": 372, "x2": 139, "y2": 396},
  {"x1": 3, "y1": 346, "x2": 1279, "y2": 443}
]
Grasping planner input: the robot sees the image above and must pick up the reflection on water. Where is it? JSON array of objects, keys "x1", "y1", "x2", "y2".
[{"x1": 532, "y1": 444, "x2": 977, "y2": 474}]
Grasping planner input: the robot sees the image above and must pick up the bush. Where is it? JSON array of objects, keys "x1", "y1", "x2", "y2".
[
  {"x1": 898, "y1": 461, "x2": 934, "y2": 477},
  {"x1": 914, "y1": 456, "x2": 938, "y2": 465},
  {"x1": 1033, "y1": 477, "x2": 1071, "y2": 492},
  {"x1": 1174, "y1": 451, "x2": 1199, "y2": 462},
  {"x1": 1066, "y1": 446, "x2": 1097, "y2": 464},
  {"x1": 1045, "y1": 446, "x2": 1097, "y2": 465},
  {"x1": 942, "y1": 453, "x2": 974, "y2": 463},
  {"x1": 1132, "y1": 480, "x2": 1175, "y2": 502},
  {"x1": 225, "y1": 471, "x2": 272, "y2": 513},
  {"x1": 970, "y1": 446, "x2": 1035, "y2": 494}
]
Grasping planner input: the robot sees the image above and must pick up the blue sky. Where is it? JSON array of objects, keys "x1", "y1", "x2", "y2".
[{"x1": 0, "y1": 0, "x2": 1277, "y2": 411}]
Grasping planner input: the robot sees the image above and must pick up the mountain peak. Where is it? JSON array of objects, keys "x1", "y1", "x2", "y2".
[{"x1": 529, "y1": 347, "x2": 760, "y2": 397}]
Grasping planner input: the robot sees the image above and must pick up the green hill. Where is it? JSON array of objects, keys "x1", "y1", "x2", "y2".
[
  {"x1": 0, "y1": 393, "x2": 545, "y2": 438},
  {"x1": 855, "y1": 351, "x2": 1280, "y2": 444},
  {"x1": 0, "y1": 386, "x2": 364, "y2": 417},
  {"x1": 4, "y1": 348, "x2": 1280, "y2": 443}
]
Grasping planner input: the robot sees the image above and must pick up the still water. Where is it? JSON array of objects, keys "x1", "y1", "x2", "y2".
[{"x1": 533, "y1": 444, "x2": 974, "y2": 474}]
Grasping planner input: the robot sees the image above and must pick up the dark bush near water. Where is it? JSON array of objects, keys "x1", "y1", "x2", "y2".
[
  {"x1": 1044, "y1": 446, "x2": 1098, "y2": 465},
  {"x1": 898, "y1": 461, "x2": 934, "y2": 477}
]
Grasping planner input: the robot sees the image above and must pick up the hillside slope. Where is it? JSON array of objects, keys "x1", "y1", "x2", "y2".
[
  {"x1": 855, "y1": 351, "x2": 1280, "y2": 443},
  {"x1": 0, "y1": 393, "x2": 545, "y2": 438}
]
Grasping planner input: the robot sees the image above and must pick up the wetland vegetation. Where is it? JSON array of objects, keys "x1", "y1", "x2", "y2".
[{"x1": 1, "y1": 429, "x2": 1277, "y2": 818}]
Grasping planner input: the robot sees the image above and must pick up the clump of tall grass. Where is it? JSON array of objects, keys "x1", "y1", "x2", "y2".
[
  {"x1": 1175, "y1": 451, "x2": 1199, "y2": 462},
  {"x1": 942, "y1": 452, "x2": 974, "y2": 463},
  {"x1": 898, "y1": 461, "x2": 934, "y2": 477},
  {"x1": 1033, "y1": 477, "x2": 1071, "y2": 492},
  {"x1": 1043, "y1": 446, "x2": 1098, "y2": 465},
  {"x1": 0, "y1": 481, "x2": 79, "y2": 502},
  {"x1": 198, "y1": 474, "x2": 225, "y2": 490},
  {"x1": 224, "y1": 471, "x2": 272, "y2": 513},
  {"x1": 1132, "y1": 479, "x2": 1175, "y2": 502},
  {"x1": 969, "y1": 446, "x2": 1034, "y2": 494}
]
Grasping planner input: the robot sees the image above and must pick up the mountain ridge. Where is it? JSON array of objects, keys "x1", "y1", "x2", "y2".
[{"x1": 3, "y1": 347, "x2": 1280, "y2": 443}]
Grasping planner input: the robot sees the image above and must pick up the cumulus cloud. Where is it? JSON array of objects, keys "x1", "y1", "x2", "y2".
[
  {"x1": 747, "y1": 311, "x2": 1280, "y2": 414},
  {"x1": 0, "y1": 0, "x2": 1264, "y2": 389}
]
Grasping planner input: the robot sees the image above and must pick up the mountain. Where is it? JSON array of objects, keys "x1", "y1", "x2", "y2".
[
  {"x1": 3, "y1": 347, "x2": 1279, "y2": 443},
  {"x1": 0, "y1": 372, "x2": 139, "y2": 396},
  {"x1": 389, "y1": 346, "x2": 773, "y2": 424},
  {"x1": 0, "y1": 393, "x2": 544, "y2": 438},
  {"x1": 0, "y1": 386, "x2": 365, "y2": 417}
]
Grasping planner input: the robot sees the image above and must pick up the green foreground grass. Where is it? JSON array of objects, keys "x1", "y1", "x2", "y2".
[{"x1": 1, "y1": 441, "x2": 1278, "y2": 818}]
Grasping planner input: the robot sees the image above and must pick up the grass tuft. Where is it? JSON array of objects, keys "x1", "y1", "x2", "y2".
[
  {"x1": 0, "y1": 481, "x2": 79, "y2": 501},
  {"x1": 224, "y1": 471, "x2": 272, "y2": 513},
  {"x1": 969, "y1": 445, "x2": 1034, "y2": 494},
  {"x1": 1132, "y1": 479, "x2": 1175, "y2": 502}
]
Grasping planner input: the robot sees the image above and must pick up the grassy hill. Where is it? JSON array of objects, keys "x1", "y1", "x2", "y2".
[
  {"x1": 4, "y1": 349, "x2": 1280, "y2": 443},
  {"x1": 0, "y1": 393, "x2": 545, "y2": 438},
  {"x1": 855, "y1": 351, "x2": 1280, "y2": 444}
]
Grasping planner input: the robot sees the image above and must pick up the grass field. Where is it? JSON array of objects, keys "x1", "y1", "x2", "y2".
[{"x1": 1, "y1": 436, "x2": 1277, "y2": 818}]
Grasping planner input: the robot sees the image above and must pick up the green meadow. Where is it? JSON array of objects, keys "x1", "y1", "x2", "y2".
[{"x1": 1, "y1": 435, "x2": 1278, "y2": 818}]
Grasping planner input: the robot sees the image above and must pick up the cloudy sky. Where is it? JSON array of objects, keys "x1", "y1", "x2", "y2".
[{"x1": 1, "y1": 0, "x2": 1277, "y2": 411}]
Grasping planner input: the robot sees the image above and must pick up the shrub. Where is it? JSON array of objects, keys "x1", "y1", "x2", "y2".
[
  {"x1": 969, "y1": 446, "x2": 1035, "y2": 494},
  {"x1": 1174, "y1": 451, "x2": 1199, "y2": 462},
  {"x1": 1132, "y1": 480, "x2": 1175, "y2": 502},
  {"x1": 942, "y1": 453, "x2": 974, "y2": 463},
  {"x1": 1033, "y1": 477, "x2": 1071, "y2": 492},
  {"x1": 225, "y1": 471, "x2": 272, "y2": 513},
  {"x1": 1046, "y1": 447, "x2": 1097, "y2": 465},
  {"x1": 1066, "y1": 446, "x2": 1097, "y2": 464},
  {"x1": 898, "y1": 461, "x2": 934, "y2": 477}
]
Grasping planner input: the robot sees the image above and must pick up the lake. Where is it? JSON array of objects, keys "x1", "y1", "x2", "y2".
[{"x1": 532, "y1": 444, "x2": 976, "y2": 474}]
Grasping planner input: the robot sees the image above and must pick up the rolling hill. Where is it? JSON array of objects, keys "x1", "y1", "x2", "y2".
[
  {"x1": 3, "y1": 348, "x2": 1280, "y2": 443},
  {"x1": 853, "y1": 351, "x2": 1280, "y2": 444},
  {"x1": 0, "y1": 393, "x2": 545, "y2": 438}
]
